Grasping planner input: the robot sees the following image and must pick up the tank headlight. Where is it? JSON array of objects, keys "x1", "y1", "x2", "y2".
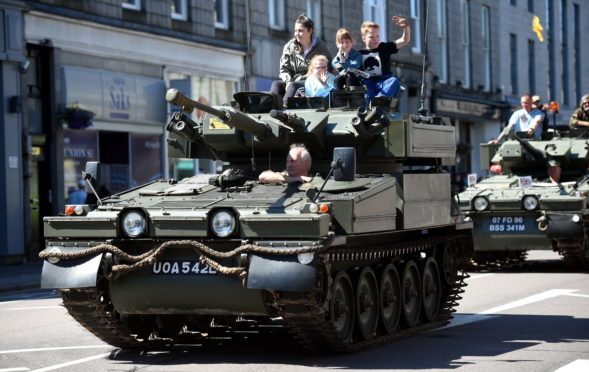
[
  {"x1": 572, "y1": 214, "x2": 581, "y2": 223},
  {"x1": 297, "y1": 252, "x2": 314, "y2": 265},
  {"x1": 46, "y1": 247, "x2": 61, "y2": 264},
  {"x1": 523, "y1": 195, "x2": 539, "y2": 211},
  {"x1": 211, "y1": 210, "x2": 236, "y2": 238},
  {"x1": 473, "y1": 196, "x2": 489, "y2": 211},
  {"x1": 122, "y1": 211, "x2": 146, "y2": 237}
]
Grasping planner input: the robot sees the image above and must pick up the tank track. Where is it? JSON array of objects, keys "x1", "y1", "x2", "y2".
[
  {"x1": 468, "y1": 250, "x2": 528, "y2": 271},
  {"x1": 269, "y1": 233, "x2": 470, "y2": 352},
  {"x1": 551, "y1": 216, "x2": 589, "y2": 271},
  {"x1": 59, "y1": 278, "x2": 158, "y2": 349},
  {"x1": 58, "y1": 233, "x2": 470, "y2": 351}
]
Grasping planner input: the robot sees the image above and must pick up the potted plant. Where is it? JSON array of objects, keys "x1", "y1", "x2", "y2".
[{"x1": 58, "y1": 104, "x2": 95, "y2": 129}]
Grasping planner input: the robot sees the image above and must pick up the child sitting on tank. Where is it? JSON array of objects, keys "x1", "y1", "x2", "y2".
[
  {"x1": 359, "y1": 16, "x2": 410, "y2": 104},
  {"x1": 304, "y1": 55, "x2": 337, "y2": 99},
  {"x1": 332, "y1": 28, "x2": 364, "y2": 90}
]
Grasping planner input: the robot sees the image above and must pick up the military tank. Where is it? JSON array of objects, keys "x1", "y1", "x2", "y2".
[
  {"x1": 458, "y1": 128, "x2": 589, "y2": 270},
  {"x1": 40, "y1": 88, "x2": 472, "y2": 352}
]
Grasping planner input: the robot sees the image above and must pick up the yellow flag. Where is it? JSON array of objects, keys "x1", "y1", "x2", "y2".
[{"x1": 533, "y1": 16, "x2": 544, "y2": 42}]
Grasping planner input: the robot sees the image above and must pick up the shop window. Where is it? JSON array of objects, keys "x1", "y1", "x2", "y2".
[
  {"x1": 122, "y1": 0, "x2": 141, "y2": 11},
  {"x1": 131, "y1": 133, "x2": 162, "y2": 187},
  {"x1": 63, "y1": 129, "x2": 98, "y2": 196},
  {"x1": 172, "y1": 0, "x2": 188, "y2": 21},
  {"x1": 215, "y1": 0, "x2": 229, "y2": 29}
]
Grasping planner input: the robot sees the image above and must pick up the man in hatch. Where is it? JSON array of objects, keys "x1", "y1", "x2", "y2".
[{"x1": 259, "y1": 144, "x2": 312, "y2": 184}]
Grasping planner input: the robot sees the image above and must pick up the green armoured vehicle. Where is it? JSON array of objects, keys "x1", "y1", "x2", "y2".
[
  {"x1": 40, "y1": 88, "x2": 472, "y2": 351},
  {"x1": 458, "y1": 129, "x2": 589, "y2": 269}
]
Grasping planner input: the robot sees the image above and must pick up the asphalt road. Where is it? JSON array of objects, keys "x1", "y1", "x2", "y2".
[{"x1": 1, "y1": 251, "x2": 588, "y2": 372}]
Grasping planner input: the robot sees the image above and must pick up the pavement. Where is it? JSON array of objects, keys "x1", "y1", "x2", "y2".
[{"x1": 0, "y1": 260, "x2": 43, "y2": 294}]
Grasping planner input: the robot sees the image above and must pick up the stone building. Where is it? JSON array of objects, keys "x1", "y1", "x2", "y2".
[{"x1": 0, "y1": 0, "x2": 586, "y2": 262}]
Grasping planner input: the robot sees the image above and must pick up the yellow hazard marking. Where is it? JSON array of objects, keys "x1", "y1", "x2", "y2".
[
  {"x1": 209, "y1": 118, "x2": 231, "y2": 130},
  {"x1": 532, "y1": 16, "x2": 544, "y2": 42}
]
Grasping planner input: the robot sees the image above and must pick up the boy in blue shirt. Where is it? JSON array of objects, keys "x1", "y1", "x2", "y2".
[
  {"x1": 332, "y1": 28, "x2": 363, "y2": 90},
  {"x1": 359, "y1": 16, "x2": 410, "y2": 103}
]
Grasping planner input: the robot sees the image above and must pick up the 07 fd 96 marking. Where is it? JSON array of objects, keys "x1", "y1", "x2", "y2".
[{"x1": 152, "y1": 261, "x2": 217, "y2": 275}]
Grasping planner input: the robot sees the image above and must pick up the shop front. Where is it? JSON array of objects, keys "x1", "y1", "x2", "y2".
[{"x1": 432, "y1": 91, "x2": 507, "y2": 179}]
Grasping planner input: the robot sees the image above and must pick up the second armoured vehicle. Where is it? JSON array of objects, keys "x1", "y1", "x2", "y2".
[
  {"x1": 459, "y1": 128, "x2": 589, "y2": 270},
  {"x1": 39, "y1": 88, "x2": 472, "y2": 351}
]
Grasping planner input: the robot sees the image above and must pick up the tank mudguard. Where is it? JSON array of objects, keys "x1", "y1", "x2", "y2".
[
  {"x1": 246, "y1": 254, "x2": 316, "y2": 291},
  {"x1": 40, "y1": 254, "x2": 103, "y2": 289},
  {"x1": 546, "y1": 214, "x2": 584, "y2": 238}
]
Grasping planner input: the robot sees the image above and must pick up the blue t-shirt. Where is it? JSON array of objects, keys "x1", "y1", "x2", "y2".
[{"x1": 332, "y1": 49, "x2": 362, "y2": 73}]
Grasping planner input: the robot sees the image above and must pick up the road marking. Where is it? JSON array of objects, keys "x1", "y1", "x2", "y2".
[
  {"x1": 565, "y1": 293, "x2": 589, "y2": 298},
  {"x1": 443, "y1": 289, "x2": 579, "y2": 329},
  {"x1": 29, "y1": 352, "x2": 112, "y2": 372},
  {"x1": 0, "y1": 368, "x2": 30, "y2": 372},
  {"x1": 465, "y1": 273, "x2": 494, "y2": 281},
  {"x1": 554, "y1": 359, "x2": 589, "y2": 372},
  {"x1": 0, "y1": 345, "x2": 111, "y2": 354},
  {"x1": 1, "y1": 306, "x2": 62, "y2": 311}
]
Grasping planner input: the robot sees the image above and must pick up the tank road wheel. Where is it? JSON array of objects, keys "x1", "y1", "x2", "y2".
[
  {"x1": 441, "y1": 242, "x2": 458, "y2": 285},
  {"x1": 379, "y1": 264, "x2": 402, "y2": 334},
  {"x1": 401, "y1": 261, "x2": 422, "y2": 328},
  {"x1": 330, "y1": 271, "x2": 355, "y2": 344},
  {"x1": 355, "y1": 267, "x2": 379, "y2": 341},
  {"x1": 421, "y1": 257, "x2": 442, "y2": 322}
]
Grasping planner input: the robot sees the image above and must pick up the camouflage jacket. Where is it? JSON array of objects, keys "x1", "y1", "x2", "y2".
[
  {"x1": 570, "y1": 107, "x2": 589, "y2": 128},
  {"x1": 278, "y1": 37, "x2": 332, "y2": 84}
]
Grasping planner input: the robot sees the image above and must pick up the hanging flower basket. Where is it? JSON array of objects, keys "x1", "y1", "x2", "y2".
[{"x1": 58, "y1": 105, "x2": 95, "y2": 129}]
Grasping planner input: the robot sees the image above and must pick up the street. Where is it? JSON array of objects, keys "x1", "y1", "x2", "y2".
[{"x1": 1, "y1": 251, "x2": 588, "y2": 372}]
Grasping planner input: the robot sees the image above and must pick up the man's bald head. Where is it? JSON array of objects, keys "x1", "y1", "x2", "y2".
[{"x1": 286, "y1": 145, "x2": 311, "y2": 177}]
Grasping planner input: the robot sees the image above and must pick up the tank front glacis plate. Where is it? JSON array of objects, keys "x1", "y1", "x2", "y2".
[{"x1": 469, "y1": 212, "x2": 552, "y2": 251}]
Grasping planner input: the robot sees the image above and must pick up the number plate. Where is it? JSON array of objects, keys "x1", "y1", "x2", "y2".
[
  {"x1": 152, "y1": 261, "x2": 217, "y2": 275},
  {"x1": 486, "y1": 216, "x2": 537, "y2": 233}
]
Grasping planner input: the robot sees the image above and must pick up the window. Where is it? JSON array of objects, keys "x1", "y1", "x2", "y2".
[
  {"x1": 268, "y1": 0, "x2": 285, "y2": 30},
  {"x1": 574, "y1": 3, "x2": 581, "y2": 104},
  {"x1": 363, "y1": 0, "x2": 387, "y2": 42},
  {"x1": 528, "y1": 0, "x2": 534, "y2": 12},
  {"x1": 122, "y1": 0, "x2": 141, "y2": 11},
  {"x1": 436, "y1": 0, "x2": 448, "y2": 83},
  {"x1": 528, "y1": 39, "x2": 536, "y2": 94},
  {"x1": 410, "y1": 0, "x2": 421, "y2": 53},
  {"x1": 214, "y1": 0, "x2": 229, "y2": 29},
  {"x1": 171, "y1": 0, "x2": 187, "y2": 21},
  {"x1": 560, "y1": 0, "x2": 569, "y2": 105},
  {"x1": 481, "y1": 6, "x2": 491, "y2": 91},
  {"x1": 547, "y1": 0, "x2": 556, "y2": 100},
  {"x1": 461, "y1": 0, "x2": 471, "y2": 89},
  {"x1": 306, "y1": 0, "x2": 321, "y2": 37},
  {"x1": 510, "y1": 33, "x2": 518, "y2": 94},
  {"x1": 510, "y1": 0, "x2": 516, "y2": 5}
]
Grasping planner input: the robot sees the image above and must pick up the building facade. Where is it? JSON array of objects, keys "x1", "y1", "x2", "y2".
[{"x1": 0, "y1": 0, "x2": 587, "y2": 262}]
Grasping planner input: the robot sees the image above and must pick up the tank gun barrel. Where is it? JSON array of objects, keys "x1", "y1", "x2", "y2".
[
  {"x1": 166, "y1": 88, "x2": 276, "y2": 139},
  {"x1": 166, "y1": 88, "x2": 227, "y2": 119}
]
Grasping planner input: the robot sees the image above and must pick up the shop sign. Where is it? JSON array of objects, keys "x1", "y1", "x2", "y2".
[
  {"x1": 437, "y1": 98, "x2": 499, "y2": 120},
  {"x1": 63, "y1": 66, "x2": 166, "y2": 126}
]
